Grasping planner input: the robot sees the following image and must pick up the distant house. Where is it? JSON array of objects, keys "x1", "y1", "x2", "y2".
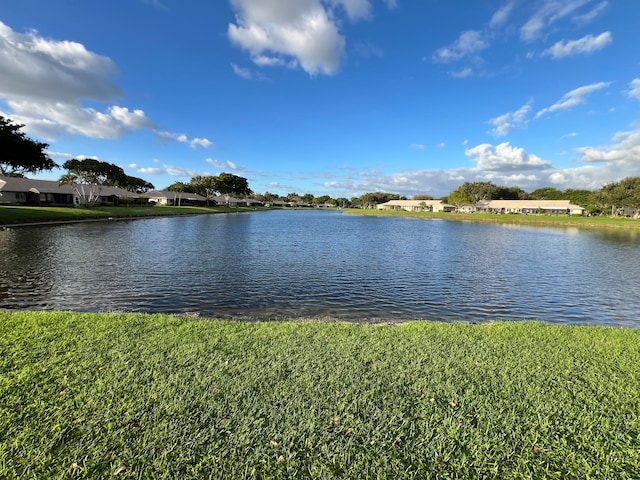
[
  {"x1": 0, "y1": 176, "x2": 140, "y2": 206},
  {"x1": 476, "y1": 200, "x2": 585, "y2": 215},
  {"x1": 237, "y1": 198, "x2": 264, "y2": 207},
  {"x1": 377, "y1": 199, "x2": 456, "y2": 212},
  {"x1": 269, "y1": 200, "x2": 290, "y2": 208},
  {"x1": 143, "y1": 190, "x2": 208, "y2": 206}
]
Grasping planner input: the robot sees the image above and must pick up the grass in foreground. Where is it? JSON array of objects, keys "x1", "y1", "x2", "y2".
[
  {"x1": 1, "y1": 312, "x2": 639, "y2": 479},
  {"x1": 345, "y1": 208, "x2": 640, "y2": 230},
  {"x1": 0, "y1": 205, "x2": 267, "y2": 225}
]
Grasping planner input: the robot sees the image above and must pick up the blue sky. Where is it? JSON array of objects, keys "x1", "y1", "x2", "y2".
[{"x1": 1, "y1": 0, "x2": 639, "y2": 198}]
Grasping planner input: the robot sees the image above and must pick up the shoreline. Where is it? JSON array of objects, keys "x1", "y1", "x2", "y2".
[
  {"x1": 0, "y1": 205, "x2": 267, "y2": 228},
  {"x1": 344, "y1": 208, "x2": 640, "y2": 230}
]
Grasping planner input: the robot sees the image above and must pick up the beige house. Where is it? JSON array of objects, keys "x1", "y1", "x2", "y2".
[
  {"x1": 377, "y1": 199, "x2": 456, "y2": 212},
  {"x1": 143, "y1": 190, "x2": 208, "y2": 206},
  {"x1": 476, "y1": 200, "x2": 585, "y2": 215}
]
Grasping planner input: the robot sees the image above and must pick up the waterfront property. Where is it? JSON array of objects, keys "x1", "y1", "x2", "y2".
[
  {"x1": 376, "y1": 198, "x2": 585, "y2": 215},
  {"x1": 145, "y1": 189, "x2": 209, "y2": 206},
  {"x1": 377, "y1": 199, "x2": 456, "y2": 212},
  {"x1": 476, "y1": 199, "x2": 585, "y2": 215},
  {"x1": 0, "y1": 177, "x2": 263, "y2": 207},
  {"x1": 0, "y1": 175, "x2": 141, "y2": 206}
]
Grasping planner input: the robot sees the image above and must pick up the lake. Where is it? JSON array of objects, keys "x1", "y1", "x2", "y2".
[{"x1": 1, "y1": 209, "x2": 639, "y2": 327}]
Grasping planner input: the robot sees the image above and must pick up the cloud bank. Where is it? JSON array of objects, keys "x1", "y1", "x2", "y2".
[
  {"x1": 227, "y1": 0, "x2": 395, "y2": 76},
  {"x1": 0, "y1": 21, "x2": 212, "y2": 149}
]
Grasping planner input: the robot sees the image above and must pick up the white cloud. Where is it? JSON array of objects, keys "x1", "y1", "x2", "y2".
[
  {"x1": 490, "y1": 1, "x2": 516, "y2": 29},
  {"x1": 560, "y1": 132, "x2": 578, "y2": 140},
  {"x1": 543, "y1": 31, "x2": 612, "y2": 59},
  {"x1": 627, "y1": 78, "x2": 640, "y2": 101},
  {"x1": 327, "y1": 0, "x2": 372, "y2": 21},
  {"x1": 489, "y1": 103, "x2": 532, "y2": 137},
  {"x1": 156, "y1": 131, "x2": 214, "y2": 149},
  {"x1": 573, "y1": 1, "x2": 608, "y2": 24},
  {"x1": 450, "y1": 67, "x2": 473, "y2": 78},
  {"x1": 535, "y1": 82, "x2": 610, "y2": 118},
  {"x1": 191, "y1": 138, "x2": 214, "y2": 149},
  {"x1": 411, "y1": 144, "x2": 425, "y2": 150},
  {"x1": 130, "y1": 161, "x2": 208, "y2": 178},
  {"x1": 466, "y1": 142, "x2": 553, "y2": 170},
  {"x1": 276, "y1": 130, "x2": 640, "y2": 198},
  {"x1": 576, "y1": 128, "x2": 640, "y2": 165},
  {"x1": 129, "y1": 164, "x2": 165, "y2": 175},
  {"x1": 231, "y1": 62, "x2": 269, "y2": 80},
  {"x1": 0, "y1": 21, "x2": 210, "y2": 148},
  {"x1": 383, "y1": 0, "x2": 398, "y2": 10},
  {"x1": 5, "y1": 100, "x2": 144, "y2": 140},
  {"x1": 205, "y1": 158, "x2": 246, "y2": 171},
  {"x1": 108, "y1": 106, "x2": 156, "y2": 129},
  {"x1": 228, "y1": 0, "x2": 351, "y2": 75},
  {"x1": 0, "y1": 21, "x2": 120, "y2": 104},
  {"x1": 433, "y1": 30, "x2": 489, "y2": 63},
  {"x1": 231, "y1": 63, "x2": 253, "y2": 79},
  {"x1": 520, "y1": 0, "x2": 601, "y2": 42}
]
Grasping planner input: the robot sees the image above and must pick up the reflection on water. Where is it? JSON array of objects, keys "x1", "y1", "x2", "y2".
[{"x1": 1, "y1": 210, "x2": 640, "y2": 327}]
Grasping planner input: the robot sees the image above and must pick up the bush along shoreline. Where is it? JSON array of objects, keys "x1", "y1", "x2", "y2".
[{"x1": 1, "y1": 311, "x2": 639, "y2": 479}]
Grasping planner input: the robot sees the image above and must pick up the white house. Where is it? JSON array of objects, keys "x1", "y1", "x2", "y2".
[
  {"x1": 377, "y1": 199, "x2": 456, "y2": 212},
  {"x1": 475, "y1": 200, "x2": 585, "y2": 215}
]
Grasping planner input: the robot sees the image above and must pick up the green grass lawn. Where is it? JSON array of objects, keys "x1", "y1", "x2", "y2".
[
  {"x1": 0, "y1": 205, "x2": 267, "y2": 225},
  {"x1": 345, "y1": 208, "x2": 640, "y2": 230},
  {"x1": 1, "y1": 312, "x2": 638, "y2": 479}
]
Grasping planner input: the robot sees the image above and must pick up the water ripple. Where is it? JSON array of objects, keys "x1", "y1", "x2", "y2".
[{"x1": 1, "y1": 210, "x2": 640, "y2": 326}]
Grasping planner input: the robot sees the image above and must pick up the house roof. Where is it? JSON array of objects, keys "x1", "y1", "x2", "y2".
[
  {"x1": 143, "y1": 190, "x2": 208, "y2": 202},
  {"x1": 379, "y1": 199, "x2": 454, "y2": 207},
  {"x1": 479, "y1": 200, "x2": 584, "y2": 210},
  {"x1": 1, "y1": 176, "x2": 73, "y2": 195},
  {"x1": 0, "y1": 176, "x2": 138, "y2": 197}
]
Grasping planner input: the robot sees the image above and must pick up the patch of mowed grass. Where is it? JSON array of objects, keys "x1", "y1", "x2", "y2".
[{"x1": 1, "y1": 312, "x2": 639, "y2": 479}]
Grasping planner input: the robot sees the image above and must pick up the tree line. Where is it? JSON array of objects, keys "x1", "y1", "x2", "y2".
[{"x1": 2, "y1": 115, "x2": 640, "y2": 214}]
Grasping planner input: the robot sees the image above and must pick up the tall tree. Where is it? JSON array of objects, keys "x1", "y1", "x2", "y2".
[
  {"x1": 359, "y1": 192, "x2": 402, "y2": 209},
  {"x1": 530, "y1": 187, "x2": 563, "y2": 200},
  {"x1": 447, "y1": 182, "x2": 499, "y2": 209},
  {"x1": 599, "y1": 177, "x2": 640, "y2": 215},
  {"x1": 335, "y1": 197, "x2": 351, "y2": 208},
  {"x1": 122, "y1": 176, "x2": 154, "y2": 193},
  {"x1": 562, "y1": 189, "x2": 595, "y2": 206},
  {"x1": 0, "y1": 116, "x2": 58, "y2": 176},
  {"x1": 189, "y1": 175, "x2": 219, "y2": 205},
  {"x1": 215, "y1": 172, "x2": 252, "y2": 206},
  {"x1": 495, "y1": 186, "x2": 528, "y2": 200},
  {"x1": 166, "y1": 181, "x2": 195, "y2": 193},
  {"x1": 59, "y1": 158, "x2": 126, "y2": 207}
]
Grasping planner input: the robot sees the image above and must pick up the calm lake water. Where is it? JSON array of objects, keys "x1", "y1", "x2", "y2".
[{"x1": 1, "y1": 209, "x2": 639, "y2": 326}]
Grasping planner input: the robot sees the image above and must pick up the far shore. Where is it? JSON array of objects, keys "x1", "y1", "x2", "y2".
[
  {"x1": 2, "y1": 204, "x2": 640, "y2": 231},
  {"x1": 344, "y1": 207, "x2": 640, "y2": 230}
]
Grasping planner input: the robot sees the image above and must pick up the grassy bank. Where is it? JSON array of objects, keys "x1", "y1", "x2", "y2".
[
  {"x1": 345, "y1": 208, "x2": 640, "y2": 230},
  {"x1": 1, "y1": 312, "x2": 638, "y2": 479},
  {"x1": 0, "y1": 205, "x2": 268, "y2": 226}
]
